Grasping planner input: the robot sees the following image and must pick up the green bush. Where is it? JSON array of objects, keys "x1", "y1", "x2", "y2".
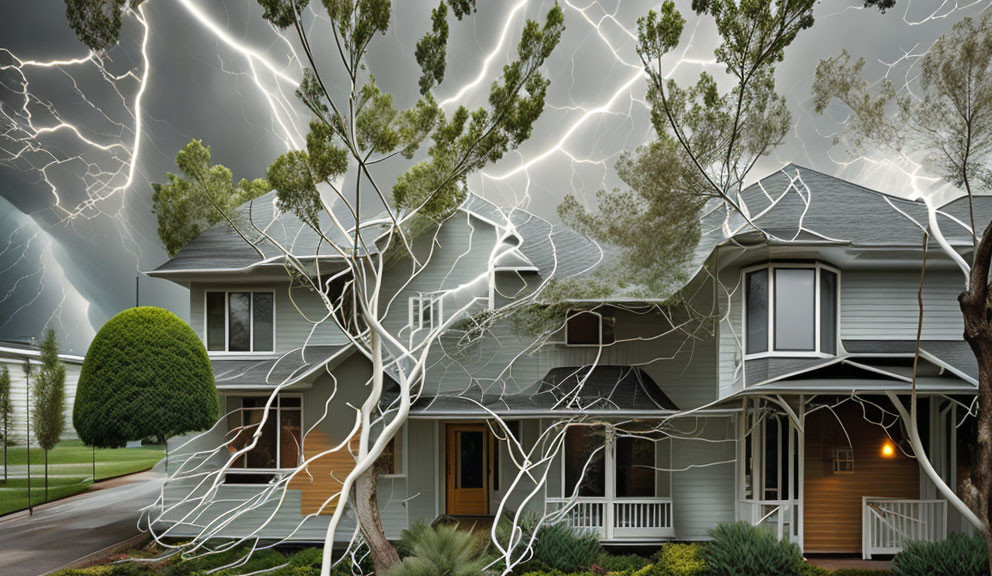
[
  {"x1": 646, "y1": 543, "x2": 706, "y2": 576},
  {"x1": 385, "y1": 523, "x2": 487, "y2": 576},
  {"x1": 891, "y1": 533, "x2": 987, "y2": 576},
  {"x1": 594, "y1": 552, "x2": 651, "y2": 573},
  {"x1": 74, "y1": 307, "x2": 217, "y2": 448},
  {"x1": 288, "y1": 547, "x2": 324, "y2": 569},
  {"x1": 529, "y1": 523, "x2": 601, "y2": 573},
  {"x1": 705, "y1": 522, "x2": 804, "y2": 576}
]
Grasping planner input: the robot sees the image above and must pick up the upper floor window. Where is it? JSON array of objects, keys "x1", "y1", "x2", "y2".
[
  {"x1": 565, "y1": 309, "x2": 615, "y2": 346},
  {"x1": 409, "y1": 294, "x2": 443, "y2": 332},
  {"x1": 206, "y1": 291, "x2": 275, "y2": 352},
  {"x1": 745, "y1": 263, "x2": 838, "y2": 357}
]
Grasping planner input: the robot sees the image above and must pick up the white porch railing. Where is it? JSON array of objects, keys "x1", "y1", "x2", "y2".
[
  {"x1": 545, "y1": 497, "x2": 675, "y2": 540},
  {"x1": 737, "y1": 499, "x2": 801, "y2": 544},
  {"x1": 862, "y1": 498, "x2": 947, "y2": 559}
]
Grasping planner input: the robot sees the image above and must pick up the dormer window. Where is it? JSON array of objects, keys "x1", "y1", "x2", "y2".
[{"x1": 744, "y1": 263, "x2": 838, "y2": 357}]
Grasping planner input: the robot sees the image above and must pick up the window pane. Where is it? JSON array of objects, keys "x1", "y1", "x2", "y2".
[
  {"x1": 564, "y1": 427, "x2": 605, "y2": 497},
  {"x1": 746, "y1": 270, "x2": 769, "y2": 354},
  {"x1": 820, "y1": 270, "x2": 837, "y2": 355},
  {"x1": 279, "y1": 408, "x2": 302, "y2": 468},
  {"x1": 566, "y1": 311, "x2": 600, "y2": 345},
  {"x1": 228, "y1": 293, "x2": 251, "y2": 352},
  {"x1": 207, "y1": 292, "x2": 226, "y2": 351},
  {"x1": 243, "y1": 408, "x2": 277, "y2": 468},
  {"x1": 252, "y1": 293, "x2": 274, "y2": 352},
  {"x1": 458, "y1": 431, "x2": 484, "y2": 488},
  {"x1": 774, "y1": 269, "x2": 815, "y2": 352},
  {"x1": 616, "y1": 436, "x2": 655, "y2": 497}
]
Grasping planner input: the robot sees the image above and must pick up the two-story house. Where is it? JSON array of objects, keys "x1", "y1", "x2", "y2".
[{"x1": 146, "y1": 164, "x2": 987, "y2": 560}]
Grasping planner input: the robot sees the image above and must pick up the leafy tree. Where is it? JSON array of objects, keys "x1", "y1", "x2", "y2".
[
  {"x1": 33, "y1": 329, "x2": 66, "y2": 502},
  {"x1": 0, "y1": 366, "x2": 11, "y2": 482},
  {"x1": 64, "y1": 0, "x2": 144, "y2": 51},
  {"x1": 248, "y1": 1, "x2": 565, "y2": 573},
  {"x1": 74, "y1": 307, "x2": 217, "y2": 448},
  {"x1": 550, "y1": 1, "x2": 816, "y2": 319},
  {"x1": 558, "y1": 138, "x2": 708, "y2": 296},
  {"x1": 864, "y1": 0, "x2": 897, "y2": 12},
  {"x1": 152, "y1": 140, "x2": 270, "y2": 257},
  {"x1": 812, "y1": 10, "x2": 992, "y2": 571}
]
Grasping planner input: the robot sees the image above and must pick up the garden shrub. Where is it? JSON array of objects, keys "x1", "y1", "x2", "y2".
[
  {"x1": 594, "y1": 552, "x2": 651, "y2": 573},
  {"x1": 891, "y1": 533, "x2": 987, "y2": 576},
  {"x1": 705, "y1": 522, "x2": 804, "y2": 576},
  {"x1": 74, "y1": 307, "x2": 217, "y2": 448},
  {"x1": 529, "y1": 523, "x2": 601, "y2": 573},
  {"x1": 385, "y1": 523, "x2": 487, "y2": 576},
  {"x1": 288, "y1": 547, "x2": 324, "y2": 569},
  {"x1": 647, "y1": 543, "x2": 706, "y2": 576}
]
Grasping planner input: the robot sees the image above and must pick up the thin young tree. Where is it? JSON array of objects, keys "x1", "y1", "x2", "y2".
[
  {"x1": 0, "y1": 366, "x2": 11, "y2": 482},
  {"x1": 811, "y1": 11, "x2": 992, "y2": 567},
  {"x1": 33, "y1": 329, "x2": 66, "y2": 503}
]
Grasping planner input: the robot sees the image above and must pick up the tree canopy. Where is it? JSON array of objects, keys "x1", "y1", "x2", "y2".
[
  {"x1": 153, "y1": 140, "x2": 270, "y2": 257},
  {"x1": 33, "y1": 329, "x2": 66, "y2": 453},
  {"x1": 74, "y1": 307, "x2": 218, "y2": 448},
  {"x1": 64, "y1": 0, "x2": 141, "y2": 51}
]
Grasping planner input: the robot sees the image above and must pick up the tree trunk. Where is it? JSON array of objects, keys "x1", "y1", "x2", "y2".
[
  {"x1": 958, "y1": 221, "x2": 992, "y2": 574},
  {"x1": 44, "y1": 450, "x2": 48, "y2": 503},
  {"x1": 354, "y1": 467, "x2": 400, "y2": 572}
]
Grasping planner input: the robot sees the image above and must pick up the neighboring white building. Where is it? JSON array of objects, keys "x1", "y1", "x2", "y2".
[{"x1": 0, "y1": 339, "x2": 84, "y2": 445}]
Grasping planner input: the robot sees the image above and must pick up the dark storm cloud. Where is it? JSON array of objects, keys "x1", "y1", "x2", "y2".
[{"x1": 0, "y1": 0, "x2": 985, "y2": 353}]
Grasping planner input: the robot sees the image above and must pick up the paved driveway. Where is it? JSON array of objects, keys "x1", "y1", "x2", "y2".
[{"x1": 0, "y1": 471, "x2": 163, "y2": 576}]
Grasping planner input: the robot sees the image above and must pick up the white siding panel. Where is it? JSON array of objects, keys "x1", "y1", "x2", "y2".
[{"x1": 842, "y1": 270, "x2": 964, "y2": 341}]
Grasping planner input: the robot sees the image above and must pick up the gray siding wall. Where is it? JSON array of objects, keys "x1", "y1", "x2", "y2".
[
  {"x1": 841, "y1": 269, "x2": 964, "y2": 341},
  {"x1": 1, "y1": 356, "x2": 81, "y2": 444},
  {"x1": 670, "y1": 416, "x2": 737, "y2": 540},
  {"x1": 189, "y1": 281, "x2": 349, "y2": 353}
]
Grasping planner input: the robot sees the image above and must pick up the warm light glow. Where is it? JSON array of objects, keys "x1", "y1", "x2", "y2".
[{"x1": 882, "y1": 442, "x2": 896, "y2": 458}]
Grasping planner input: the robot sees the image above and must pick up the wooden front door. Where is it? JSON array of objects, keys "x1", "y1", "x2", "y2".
[{"x1": 446, "y1": 424, "x2": 489, "y2": 515}]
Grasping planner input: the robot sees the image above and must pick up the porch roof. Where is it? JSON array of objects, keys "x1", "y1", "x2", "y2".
[
  {"x1": 739, "y1": 376, "x2": 975, "y2": 395},
  {"x1": 404, "y1": 365, "x2": 679, "y2": 417},
  {"x1": 210, "y1": 345, "x2": 348, "y2": 389},
  {"x1": 843, "y1": 339, "x2": 978, "y2": 384}
]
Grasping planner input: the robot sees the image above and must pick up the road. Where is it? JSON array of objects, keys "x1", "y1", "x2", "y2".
[{"x1": 0, "y1": 471, "x2": 163, "y2": 576}]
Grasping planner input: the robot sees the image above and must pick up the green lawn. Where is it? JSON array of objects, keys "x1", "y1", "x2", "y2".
[{"x1": 0, "y1": 440, "x2": 164, "y2": 516}]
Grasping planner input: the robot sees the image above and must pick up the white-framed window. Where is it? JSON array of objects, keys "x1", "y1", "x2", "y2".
[
  {"x1": 743, "y1": 262, "x2": 839, "y2": 358},
  {"x1": 206, "y1": 291, "x2": 275, "y2": 353},
  {"x1": 833, "y1": 448, "x2": 854, "y2": 474},
  {"x1": 565, "y1": 309, "x2": 616, "y2": 346},
  {"x1": 409, "y1": 294, "x2": 443, "y2": 332},
  {"x1": 227, "y1": 395, "x2": 302, "y2": 470},
  {"x1": 378, "y1": 427, "x2": 406, "y2": 477}
]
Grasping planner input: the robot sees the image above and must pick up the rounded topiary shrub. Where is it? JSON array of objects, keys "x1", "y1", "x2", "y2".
[
  {"x1": 705, "y1": 522, "x2": 804, "y2": 576},
  {"x1": 74, "y1": 306, "x2": 217, "y2": 447}
]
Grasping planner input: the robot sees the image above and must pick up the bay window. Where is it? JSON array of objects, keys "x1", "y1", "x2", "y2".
[
  {"x1": 744, "y1": 263, "x2": 839, "y2": 357},
  {"x1": 206, "y1": 291, "x2": 275, "y2": 352}
]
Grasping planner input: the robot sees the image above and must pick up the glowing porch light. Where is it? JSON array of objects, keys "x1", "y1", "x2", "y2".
[{"x1": 881, "y1": 441, "x2": 896, "y2": 458}]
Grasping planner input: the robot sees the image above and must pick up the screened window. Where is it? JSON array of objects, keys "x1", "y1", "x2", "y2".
[
  {"x1": 228, "y1": 396, "x2": 302, "y2": 470},
  {"x1": 833, "y1": 448, "x2": 854, "y2": 474},
  {"x1": 744, "y1": 264, "x2": 839, "y2": 357},
  {"x1": 615, "y1": 436, "x2": 655, "y2": 498},
  {"x1": 564, "y1": 427, "x2": 605, "y2": 497},
  {"x1": 565, "y1": 310, "x2": 616, "y2": 346},
  {"x1": 206, "y1": 291, "x2": 275, "y2": 352}
]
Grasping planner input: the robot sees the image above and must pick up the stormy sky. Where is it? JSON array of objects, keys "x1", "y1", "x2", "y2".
[{"x1": 0, "y1": 0, "x2": 984, "y2": 354}]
